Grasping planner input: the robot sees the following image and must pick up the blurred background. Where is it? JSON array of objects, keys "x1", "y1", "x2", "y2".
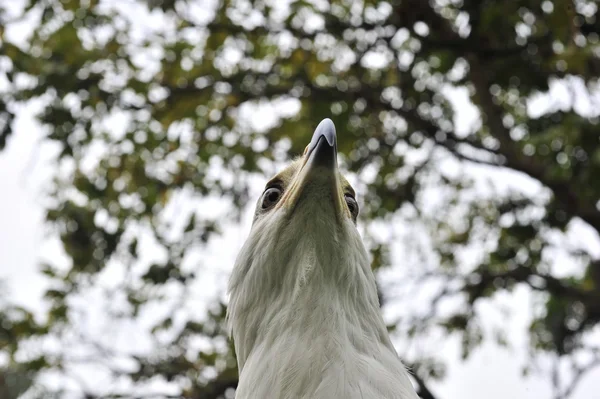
[{"x1": 1, "y1": 0, "x2": 599, "y2": 398}]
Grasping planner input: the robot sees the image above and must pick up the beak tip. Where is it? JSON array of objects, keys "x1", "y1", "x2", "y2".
[
  {"x1": 313, "y1": 118, "x2": 336, "y2": 147},
  {"x1": 304, "y1": 118, "x2": 338, "y2": 169}
]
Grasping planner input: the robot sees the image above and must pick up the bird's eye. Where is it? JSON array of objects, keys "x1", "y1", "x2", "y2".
[
  {"x1": 261, "y1": 187, "x2": 283, "y2": 210},
  {"x1": 345, "y1": 194, "x2": 359, "y2": 219}
]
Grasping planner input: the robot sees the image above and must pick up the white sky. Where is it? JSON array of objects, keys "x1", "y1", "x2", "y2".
[{"x1": 1, "y1": 1, "x2": 600, "y2": 398}]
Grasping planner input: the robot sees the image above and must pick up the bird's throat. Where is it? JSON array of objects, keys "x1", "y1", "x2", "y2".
[
  {"x1": 229, "y1": 246, "x2": 410, "y2": 399},
  {"x1": 229, "y1": 225, "x2": 393, "y2": 369}
]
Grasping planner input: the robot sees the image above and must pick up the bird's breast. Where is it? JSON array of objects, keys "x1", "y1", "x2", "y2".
[{"x1": 233, "y1": 289, "x2": 418, "y2": 399}]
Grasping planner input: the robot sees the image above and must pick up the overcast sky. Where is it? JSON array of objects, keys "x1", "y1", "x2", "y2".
[{"x1": 1, "y1": 1, "x2": 599, "y2": 398}]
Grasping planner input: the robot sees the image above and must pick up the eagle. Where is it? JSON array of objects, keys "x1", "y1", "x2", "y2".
[{"x1": 228, "y1": 119, "x2": 419, "y2": 399}]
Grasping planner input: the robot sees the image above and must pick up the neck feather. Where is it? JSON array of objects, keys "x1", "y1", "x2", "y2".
[
  {"x1": 228, "y1": 217, "x2": 395, "y2": 370},
  {"x1": 227, "y1": 214, "x2": 418, "y2": 399}
]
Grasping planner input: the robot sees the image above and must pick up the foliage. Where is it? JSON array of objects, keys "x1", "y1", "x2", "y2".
[{"x1": 1, "y1": 0, "x2": 600, "y2": 397}]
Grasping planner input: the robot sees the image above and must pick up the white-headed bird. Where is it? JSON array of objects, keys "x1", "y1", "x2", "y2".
[{"x1": 228, "y1": 119, "x2": 419, "y2": 399}]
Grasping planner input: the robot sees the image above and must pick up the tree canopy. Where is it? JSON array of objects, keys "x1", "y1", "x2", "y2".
[{"x1": 1, "y1": 0, "x2": 599, "y2": 398}]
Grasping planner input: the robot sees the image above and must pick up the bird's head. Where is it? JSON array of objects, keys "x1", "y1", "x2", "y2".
[
  {"x1": 251, "y1": 118, "x2": 358, "y2": 231},
  {"x1": 230, "y1": 118, "x2": 371, "y2": 302},
  {"x1": 233, "y1": 117, "x2": 367, "y2": 289}
]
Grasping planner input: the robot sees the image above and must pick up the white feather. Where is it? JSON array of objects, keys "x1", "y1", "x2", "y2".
[{"x1": 228, "y1": 168, "x2": 419, "y2": 399}]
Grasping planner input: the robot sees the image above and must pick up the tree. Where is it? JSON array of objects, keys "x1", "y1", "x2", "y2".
[{"x1": 1, "y1": 0, "x2": 599, "y2": 397}]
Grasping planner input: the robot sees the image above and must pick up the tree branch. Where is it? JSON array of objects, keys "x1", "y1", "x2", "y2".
[
  {"x1": 405, "y1": 1, "x2": 600, "y2": 234},
  {"x1": 467, "y1": 265, "x2": 600, "y2": 305},
  {"x1": 555, "y1": 356, "x2": 600, "y2": 399},
  {"x1": 466, "y1": 54, "x2": 600, "y2": 233}
]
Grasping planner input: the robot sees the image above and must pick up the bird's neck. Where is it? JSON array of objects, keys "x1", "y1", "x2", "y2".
[{"x1": 228, "y1": 225, "x2": 396, "y2": 373}]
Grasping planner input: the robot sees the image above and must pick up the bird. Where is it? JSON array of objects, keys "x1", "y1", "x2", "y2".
[{"x1": 228, "y1": 119, "x2": 420, "y2": 399}]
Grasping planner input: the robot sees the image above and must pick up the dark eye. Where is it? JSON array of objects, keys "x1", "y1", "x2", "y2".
[
  {"x1": 345, "y1": 194, "x2": 359, "y2": 219},
  {"x1": 261, "y1": 187, "x2": 282, "y2": 210}
]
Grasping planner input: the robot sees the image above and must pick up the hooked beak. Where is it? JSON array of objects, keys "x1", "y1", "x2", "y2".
[
  {"x1": 304, "y1": 118, "x2": 337, "y2": 170},
  {"x1": 280, "y1": 118, "x2": 346, "y2": 219}
]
